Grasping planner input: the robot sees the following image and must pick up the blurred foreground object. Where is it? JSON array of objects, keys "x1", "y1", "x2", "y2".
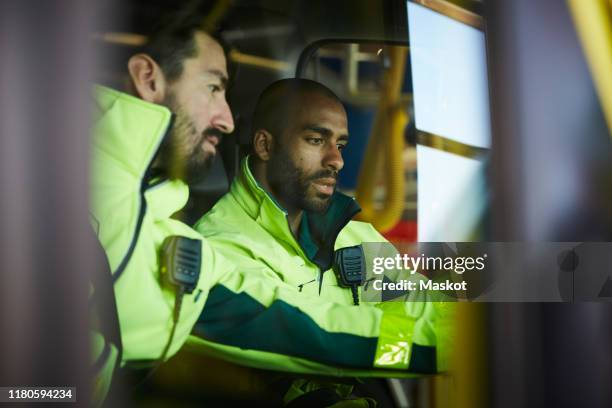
[{"x1": 0, "y1": 0, "x2": 96, "y2": 406}]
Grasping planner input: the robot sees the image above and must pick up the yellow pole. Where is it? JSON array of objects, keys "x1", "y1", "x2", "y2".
[
  {"x1": 453, "y1": 303, "x2": 488, "y2": 408},
  {"x1": 355, "y1": 46, "x2": 408, "y2": 232}
]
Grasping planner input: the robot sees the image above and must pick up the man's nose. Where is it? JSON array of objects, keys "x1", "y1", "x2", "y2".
[
  {"x1": 323, "y1": 143, "x2": 344, "y2": 172},
  {"x1": 211, "y1": 99, "x2": 235, "y2": 134}
]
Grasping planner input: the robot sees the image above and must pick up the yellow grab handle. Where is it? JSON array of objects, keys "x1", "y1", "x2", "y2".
[{"x1": 355, "y1": 46, "x2": 409, "y2": 232}]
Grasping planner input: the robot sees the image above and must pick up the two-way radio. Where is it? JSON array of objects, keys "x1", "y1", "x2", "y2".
[
  {"x1": 333, "y1": 245, "x2": 366, "y2": 305},
  {"x1": 158, "y1": 236, "x2": 202, "y2": 360}
]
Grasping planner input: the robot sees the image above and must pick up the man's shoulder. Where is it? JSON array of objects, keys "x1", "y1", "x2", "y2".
[
  {"x1": 92, "y1": 85, "x2": 171, "y2": 123},
  {"x1": 194, "y1": 201, "x2": 277, "y2": 267},
  {"x1": 194, "y1": 192, "x2": 256, "y2": 239},
  {"x1": 337, "y1": 220, "x2": 388, "y2": 246}
]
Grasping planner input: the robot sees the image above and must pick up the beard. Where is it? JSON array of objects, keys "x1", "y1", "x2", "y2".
[
  {"x1": 156, "y1": 92, "x2": 220, "y2": 185},
  {"x1": 266, "y1": 144, "x2": 338, "y2": 214}
]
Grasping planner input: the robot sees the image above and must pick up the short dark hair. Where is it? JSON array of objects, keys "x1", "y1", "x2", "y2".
[
  {"x1": 141, "y1": 4, "x2": 230, "y2": 82},
  {"x1": 251, "y1": 78, "x2": 342, "y2": 141}
]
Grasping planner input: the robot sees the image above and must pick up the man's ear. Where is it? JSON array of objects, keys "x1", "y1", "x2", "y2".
[
  {"x1": 253, "y1": 129, "x2": 274, "y2": 161},
  {"x1": 127, "y1": 53, "x2": 167, "y2": 103}
]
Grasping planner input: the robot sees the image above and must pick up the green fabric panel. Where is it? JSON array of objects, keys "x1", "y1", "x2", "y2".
[
  {"x1": 186, "y1": 335, "x2": 426, "y2": 377},
  {"x1": 297, "y1": 217, "x2": 318, "y2": 261},
  {"x1": 407, "y1": 344, "x2": 437, "y2": 374},
  {"x1": 299, "y1": 192, "x2": 361, "y2": 271},
  {"x1": 194, "y1": 285, "x2": 378, "y2": 369}
]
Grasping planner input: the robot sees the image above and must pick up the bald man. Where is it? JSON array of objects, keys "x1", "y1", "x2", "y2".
[{"x1": 190, "y1": 79, "x2": 453, "y2": 404}]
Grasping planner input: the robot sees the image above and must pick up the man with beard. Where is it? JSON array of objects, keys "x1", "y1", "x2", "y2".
[
  {"x1": 192, "y1": 79, "x2": 452, "y2": 406},
  {"x1": 89, "y1": 10, "x2": 443, "y2": 405},
  {"x1": 89, "y1": 10, "x2": 235, "y2": 403}
]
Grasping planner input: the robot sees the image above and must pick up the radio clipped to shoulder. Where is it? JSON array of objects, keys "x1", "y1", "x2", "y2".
[
  {"x1": 155, "y1": 236, "x2": 202, "y2": 365},
  {"x1": 160, "y1": 235, "x2": 202, "y2": 294},
  {"x1": 333, "y1": 245, "x2": 365, "y2": 305},
  {"x1": 131, "y1": 236, "x2": 203, "y2": 383}
]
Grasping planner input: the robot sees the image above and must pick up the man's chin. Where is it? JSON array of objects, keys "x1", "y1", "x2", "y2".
[
  {"x1": 183, "y1": 158, "x2": 214, "y2": 186},
  {"x1": 303, "y1": 195, "x2": 332, "y2": 213}
]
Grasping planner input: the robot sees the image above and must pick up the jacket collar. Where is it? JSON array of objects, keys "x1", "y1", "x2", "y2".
[
  {"x1": 92, "y1": 85, "x2": 188, "y2": 217},
  {"x1": 230, "y1": 156, "x2": 361, "y2": 270},
  {"x1": 92, "y1": 85, "x2": 174, "y2": 184}
]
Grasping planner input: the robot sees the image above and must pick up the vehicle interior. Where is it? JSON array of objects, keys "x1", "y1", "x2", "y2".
[{"x1": 1, "y1": 0, "x2": 611, "y2": 407}]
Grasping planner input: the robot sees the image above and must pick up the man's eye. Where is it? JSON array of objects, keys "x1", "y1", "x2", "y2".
[
  {"x1": 307, "y1": 138, "x2": 323, "y2": 145},
  {"x1": 208, "y1": 84, "x2": 221, "y2": 93},
  {"x1": 337, "y1": 143, "x2": 348, "y2": 151}
]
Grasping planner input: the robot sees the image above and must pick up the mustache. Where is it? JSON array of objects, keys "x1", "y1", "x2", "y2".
[
  {"x1": 192, "y1": 127, "x2": 226, "y2": 156},
  {"x1": 203, "y1": 127, "x2": 225, "y2": 139},
  {"x1": 306, "y1": 169, "x2": 338, "y2": 183}
]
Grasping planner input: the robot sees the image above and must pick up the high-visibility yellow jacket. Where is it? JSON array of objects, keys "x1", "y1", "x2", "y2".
[
  {"x1": 89, "y1": 85, "x2": 453, "y2": 405},
  {"x1": 89, "y1": 86, "x2": 215, "y2": 402},
  {"x1": 190, "y1": 156, "x2": 454, "y2": 375}
]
